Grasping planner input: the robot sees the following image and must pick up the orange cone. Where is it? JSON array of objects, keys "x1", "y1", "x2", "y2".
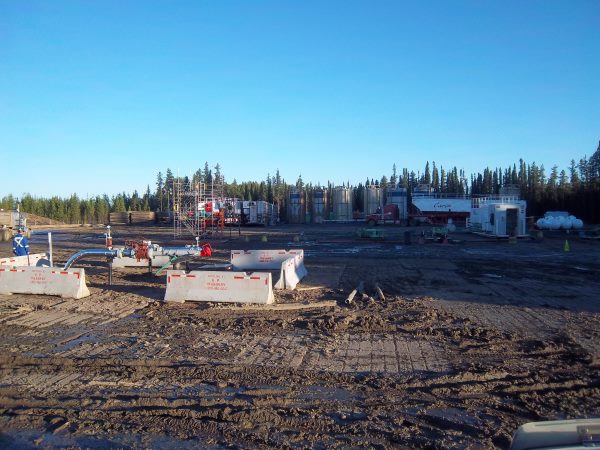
[{"x1": 564, "y1": 240, "x2": 570, "y2": 252}]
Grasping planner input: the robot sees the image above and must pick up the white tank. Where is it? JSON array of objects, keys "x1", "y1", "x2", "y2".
[
  {"x1": 333, "y1": 187, "x2": 353, "y2": 220},
  {"x1": 364, "y1": 185, "x2": 381, "y2": 215},
  {"x1": 312, "y1": 189, "x2": 327, "y2": 223}
]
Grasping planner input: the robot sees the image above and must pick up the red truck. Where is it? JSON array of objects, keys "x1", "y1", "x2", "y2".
[{"x1": 365, "y1": 204, "x2": 400, "y2": 227}]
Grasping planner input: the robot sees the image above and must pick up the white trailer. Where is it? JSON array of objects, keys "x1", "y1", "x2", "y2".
[
  {"x1": 240, "y1": 201, "x2": 278, "y2": 226},
  {"x1": 468, "y1": 197, "x2": 527, "y2": 237}
]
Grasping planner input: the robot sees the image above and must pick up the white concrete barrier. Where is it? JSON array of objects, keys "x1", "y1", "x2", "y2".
[
  {"x1": 0, "y1": 253, "x2": 48, "y2": 267},
  {"x1": 231, "y1": 249, "x2": 304, "y2": 270},
  {"x1": 274, "y1": 254, "x2": 308, "y2": 290},
  {"x1": 0, "y1": 266, "x2": 90, "y2": 299},
  {"x1": 164, "y1": 270, "x2": 274, "y2": 304},
  {"x1": 111, "y1": 255, "x2": 173, "y2": 269}
]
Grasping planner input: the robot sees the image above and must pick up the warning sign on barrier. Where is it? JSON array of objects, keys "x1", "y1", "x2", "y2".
[
  {"x1": 0, "y1": 253, "x2": 48, "y2": 267},
  {"x1": 164, "y1": 270, "x2": 274, "y2": 304},
  {"x1": 0, "y1": 266, "x2": 90, "y2": 299},
  {"x1": 230, "y1": 249, "x2": 304, "y2": 270},
  {"x1": 274, "y1": 254, "x2": 308, "y2": 290}
]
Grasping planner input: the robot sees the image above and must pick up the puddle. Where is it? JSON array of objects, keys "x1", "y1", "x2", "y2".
[
  {"x1": 57, "y1": 333, "x2": 101, "y2": 352},
  {"x1": 299, "y1": 385, "x2": 356, "y2": 402},
  {"x1": 425, "y1": 407, "x2": 481, "y2": 428},
  {"x1": 328, "y1": 410, "x2": 368, "y2": 425}
]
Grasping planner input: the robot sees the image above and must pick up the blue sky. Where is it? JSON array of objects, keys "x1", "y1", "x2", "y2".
[{"x1": 1, "y1": 0, "x2": 599, "y2": 198}]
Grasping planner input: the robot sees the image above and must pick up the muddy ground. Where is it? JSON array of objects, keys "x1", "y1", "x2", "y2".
[{"x1": 0, "y1": 223, "x2": 598, "y2": 449}]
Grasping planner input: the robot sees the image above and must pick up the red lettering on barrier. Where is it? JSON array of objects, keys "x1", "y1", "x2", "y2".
[
  {"x1": 205, "y1": 281, "x2": 228, "y2": 290},
  {"x1": 30, "y1": 272, "x2": 47, "y2": 285}
]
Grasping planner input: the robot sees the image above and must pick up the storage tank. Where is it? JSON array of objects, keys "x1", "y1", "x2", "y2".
[
  {"x1": 386, "y1": 187, "x2": 408, "y2": 220},
  {"x1": 364, "y1": 185, "x2": 382, "y2": 215},
  {"x1": 312, "y1": 189, "x2": 327, "y2": 223},
  {"x1": 333, "y1": 187, "x2": 353, "y2": 221},
  {"x1": 287, "y1": 188, "x2": 305, "y2": 224}
]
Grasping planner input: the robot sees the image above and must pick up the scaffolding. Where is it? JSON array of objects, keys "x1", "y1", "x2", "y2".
[{"x1": 172, "y1": 176, "x2": 225, "y2": 238}]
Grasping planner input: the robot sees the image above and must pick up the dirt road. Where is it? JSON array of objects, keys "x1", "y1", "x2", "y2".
[{"x1": 1, "y1": 224, "x2": 598, "y2": 448}]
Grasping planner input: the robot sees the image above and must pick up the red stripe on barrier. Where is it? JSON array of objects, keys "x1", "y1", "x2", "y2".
[
  {"x1": 186, "y1": 275, "x2": 196, "y2": 278},
  {"x1": 61, "y1": 271, "x2": 69, "y2": 275},
  {"x1": 172, "y1": 274, "x2": 181, "y2": 278},
  {"x1": 278, "y1": 251, "x2": 285, "y2": 254},
  {"x1": 0, "y1": 268, "x2": 5, "y2": 272},
  {"x1": 168, "y1": 276, "x2": 171, "y2": 283},
  {"x1": 265, "y1": 278, "x2": 268, "y2": 285},
  {"x1": 10, "y1": 269, "x2": 17, "y2": 272},
  {"x1": 250, "y1": 276, "x2": 260, "y2": 280},
  {"x1": 233, "y1": 276, "x2": 245, "y2": 280}
]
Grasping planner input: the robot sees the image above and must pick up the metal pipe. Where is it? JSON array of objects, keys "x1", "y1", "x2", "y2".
[
  {"x1": 149, "y1": 245, "x2": 204, "y2": 257},
  {"x1": 48, "y1": 232, "x2": 53, "y2": 267},
  {"x1": 63, "y1": 248, "x2": 121, "y2": 270}
]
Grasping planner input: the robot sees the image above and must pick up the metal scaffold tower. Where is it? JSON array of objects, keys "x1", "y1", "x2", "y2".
[{"x1": 172, "y1": 175, "x2": 225, "y2": 238}]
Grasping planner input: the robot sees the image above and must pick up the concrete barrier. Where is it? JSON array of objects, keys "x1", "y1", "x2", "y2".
[
  {"x1": 231, "y1": 249, "x2": 304, "y2": 270},
  {"x1": 0, "y1": 253, "x2": 48, "y2": 267},
  {"x1": 111, "y1": 255, "x2": 173, "y2": 269},
  {"x1": 164, "y1": 270, "x2": 274, "y2": 304},
  {"x1": 274, "y1": 254, "x2": 308, "y2": 290},
  {"x1": 0, "y1": 266, "x2": 90, "y2": 299}
]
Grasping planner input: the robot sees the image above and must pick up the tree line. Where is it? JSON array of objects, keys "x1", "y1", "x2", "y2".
[{"x1": 3, "y1": 142, "x2": 599, "y2": 224}]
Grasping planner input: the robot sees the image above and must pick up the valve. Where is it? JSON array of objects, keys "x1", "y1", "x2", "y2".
[
  {"x1": 125, "y1": 240, "x2": 151, "y2": 261},
  {"x1": 200, "y1": 242, "x2": 212, "y2": 257},
  {"x1": 105, "y1": 225, "x2": 113, "y2": 249}
]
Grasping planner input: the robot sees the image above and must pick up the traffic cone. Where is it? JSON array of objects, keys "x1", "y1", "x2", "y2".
[{"x1": 564, "y1": 240, "x2": 570, "y2": 252}]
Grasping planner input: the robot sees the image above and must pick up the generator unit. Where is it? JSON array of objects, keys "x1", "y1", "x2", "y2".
[{"x1": 469, "y1": 198, "x2": 527, "y2": 237}]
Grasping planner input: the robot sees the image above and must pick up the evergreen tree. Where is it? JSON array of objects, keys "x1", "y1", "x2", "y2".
[
  {"x1": 424, "y1": 161, "x2": 431, "y2": 185},
  {"x1": 156, "y1": 171, "x2": 164, "y2": 211},
  {"x1": 432, "y1": 162, "x2": 439, "y2": 192},
  {"x1": 113, "y1": 194, "x2": 126, "y2": 212},
  {"x1": 95, "y1": 196, "x2": 110, "y2": 224},
  {"x1": 203, "y1": 162, "x2": 212, "y2": 183},
  {"x1": 67, "y1": 194, "x2": 81, "y2": 224}
]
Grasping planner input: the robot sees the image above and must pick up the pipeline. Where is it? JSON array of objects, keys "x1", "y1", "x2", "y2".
[
  {"x1": 63, "y1": 248, "x2": 125, "y2": 270},
  {"x1": 155, "y1": 244, "x2": 212, "y2": 257},
  {"x1": 120, "y1": 241, "x2": 212, "y2": 260}
]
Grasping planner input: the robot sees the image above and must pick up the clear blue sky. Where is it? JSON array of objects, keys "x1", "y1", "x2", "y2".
[{"x1": 1, "y1": 0, "x2": 598, "y2": 198}]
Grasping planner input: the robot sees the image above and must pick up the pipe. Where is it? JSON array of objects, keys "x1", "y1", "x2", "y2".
[
  {"x1": 63, "y1": 248, "x2": 122, "y2": 270},
  {"x1": 156, "y1": 246, "x2": 204, "y2": 257},
  {"x1": 48, "y1": 232, "x2": 53, "y2": 268}
]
